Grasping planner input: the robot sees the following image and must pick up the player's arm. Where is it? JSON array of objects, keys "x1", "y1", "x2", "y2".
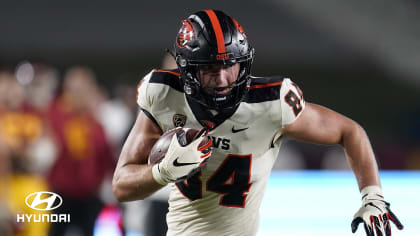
[
  {"x1": 113, "y1": 71, "x2": 212, "y2": 202},
  {"x1": 112, "y1": 111, "x2": 164, "y2": 201},
  {"x1": 281, "y1": 102, "x2": 403, "y2": 235},
  {"x1": 282, "y1": 103, "x2": 380, "y2": 189},
  {"x1": 112, "y1": 110, "x2": 212, "y2": 202}
]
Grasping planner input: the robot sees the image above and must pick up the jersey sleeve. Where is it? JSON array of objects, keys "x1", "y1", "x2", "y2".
[
  {"x1": 136, "y1": 70, "x2": 154, "y2": 110},
  {"x1": 136, "y1": 70, "x2": 166, "y2": 131},
  {"x1": 279, "y1": 78, "x2": 306, "y2": 127}
]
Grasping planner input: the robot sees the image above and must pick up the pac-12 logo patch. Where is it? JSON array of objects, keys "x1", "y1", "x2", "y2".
[
  {"x1": 176, "y1": 20, "x2": 196, "y2": 48},
  {"x1": 173, "y1": 114, "x2": 187, "y2": 127}
]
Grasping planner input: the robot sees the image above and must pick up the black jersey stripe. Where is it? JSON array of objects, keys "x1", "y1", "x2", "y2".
[
  {"x1": 148, "y1": 69, "x2": 183, "y2": 92},
  {"x1": 141, "y1": 108, "x2": 162, "y2": 133},
  {"x1": 245, "y1": 86, "x2": 280, "y2": 103},
  {"x1": 249, "y1": 76, "x2": 284, "y2": 87},
  {"x1": 244, "y1": 76, "x2": 284, "y2": 103}
]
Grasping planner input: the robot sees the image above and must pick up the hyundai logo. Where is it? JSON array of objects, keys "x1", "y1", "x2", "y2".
[{"x1": 25, "y1": 191, "x2": 63, "y2": 211}]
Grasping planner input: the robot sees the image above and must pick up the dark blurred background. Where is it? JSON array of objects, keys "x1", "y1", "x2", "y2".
[{"x1": 1, "y1": 1, "x2": 419, "y2": 236}]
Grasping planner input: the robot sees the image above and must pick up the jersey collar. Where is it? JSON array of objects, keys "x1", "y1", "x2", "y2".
[{"x1": 186, "y1": 96, "x2": 238, "y2": 130}]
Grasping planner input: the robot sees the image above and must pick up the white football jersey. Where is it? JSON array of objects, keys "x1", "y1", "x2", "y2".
[{"x1": 137, "y1": 69, "x2": 305, "y2": 236}]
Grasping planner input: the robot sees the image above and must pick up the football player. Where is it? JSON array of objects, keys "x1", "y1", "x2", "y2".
[{"x1": 112, "y1": 9, "x2": 403, "y2": 236}]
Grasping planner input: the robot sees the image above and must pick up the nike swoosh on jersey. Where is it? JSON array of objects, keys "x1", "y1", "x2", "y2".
[
  {"x1": 173, "y1": 157, "x2": 200, "y2": 167},
  {"x1": 231, "y1": 126, "x2": 249, "y2": 133}
]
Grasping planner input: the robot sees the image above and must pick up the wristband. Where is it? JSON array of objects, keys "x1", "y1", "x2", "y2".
[
  {"x1": 152, "y1": 164, "x2": 168, "y2": 186},
  {"x1": 360, "y1": 185, "x2": 382, "y2": 198}
]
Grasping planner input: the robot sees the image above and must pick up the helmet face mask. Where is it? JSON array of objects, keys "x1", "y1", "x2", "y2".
[{"x1": 174, "y1": 9, "x2": 254, "y2": 111}]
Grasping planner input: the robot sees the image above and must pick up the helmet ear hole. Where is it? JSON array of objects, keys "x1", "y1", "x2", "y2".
[
  {"x1": 184, "y1": 84, "x2": 193, "y2": 95},
  {"x1": 176, "y1": 56, "x2": 187, "y2": 68}
]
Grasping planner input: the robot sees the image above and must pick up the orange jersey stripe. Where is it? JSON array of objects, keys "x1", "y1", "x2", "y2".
[
  {"x1": 154, "y1": 70, "x2": 181, "y2": 77},
  {"x1": 205, "y1": 10, "x2": 226, "y2": 54},
  {"x1": 249, "y1": 81, "x2": 283, "y2": 89}
]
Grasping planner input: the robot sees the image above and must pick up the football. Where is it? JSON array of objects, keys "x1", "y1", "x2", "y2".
[{"x1": 148, "y1": 127, "x2": 209, "y2": 165}]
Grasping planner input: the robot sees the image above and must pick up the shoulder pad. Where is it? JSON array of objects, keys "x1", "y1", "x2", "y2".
[{"x1": 149, "y1": 69, "x2": 183, "y2": 92}]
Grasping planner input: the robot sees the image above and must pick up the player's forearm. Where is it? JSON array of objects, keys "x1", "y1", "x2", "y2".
[
  {"x1": 340, "y1": 121, "x2": 381, "y2": 191},
  {"x1": 112, "y1": 164, "x2": 163, "y2": 201}
]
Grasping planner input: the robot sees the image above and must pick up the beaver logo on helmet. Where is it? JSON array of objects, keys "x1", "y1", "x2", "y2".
[{"x1": 176, "y1": 20, "x2": 196, "y2": 48}]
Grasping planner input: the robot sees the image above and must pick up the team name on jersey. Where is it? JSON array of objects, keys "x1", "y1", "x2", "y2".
[{"x1": 210, "y1": 136, "x2": 230, "y2": 150}]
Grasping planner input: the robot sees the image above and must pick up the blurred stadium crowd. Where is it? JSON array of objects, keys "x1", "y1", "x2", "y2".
[
  {"x1": 0, "y1": 61, "x2": 136, "y2": 236},
  {"x1": 0, "y1": 57, "x2": 419, "y2": 236}
]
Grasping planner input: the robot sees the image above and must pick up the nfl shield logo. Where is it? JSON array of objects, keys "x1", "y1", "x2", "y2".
[{"x1": 173, "y1": 114, "x2": 187, "y2": 127}]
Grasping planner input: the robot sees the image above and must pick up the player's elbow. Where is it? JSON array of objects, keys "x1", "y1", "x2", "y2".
[
  {"x1": 112, "y1": 175, "x2": 133, "y2": 202},
  {"x1": 112, "y1": 175, "x2": 151, "y2": 202},
  {"x1": 112, "y1": 177, "x2": 125, "y2": 202},
  {"x1": 339, "y1": 119, "x2": 366, "y2": 147}
]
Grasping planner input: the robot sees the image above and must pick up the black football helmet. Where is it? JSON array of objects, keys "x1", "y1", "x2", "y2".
[{"x1": 174, "y1": 9, "x2": 255, "y2": 111}]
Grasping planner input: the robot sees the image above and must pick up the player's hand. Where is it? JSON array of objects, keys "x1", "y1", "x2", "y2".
[
  {"x1": 152, "y1": 128, "x2": 212, "y2": 185},
  {"x1": 351, "y1": 186, "x2": 403, "y2": 236}
]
